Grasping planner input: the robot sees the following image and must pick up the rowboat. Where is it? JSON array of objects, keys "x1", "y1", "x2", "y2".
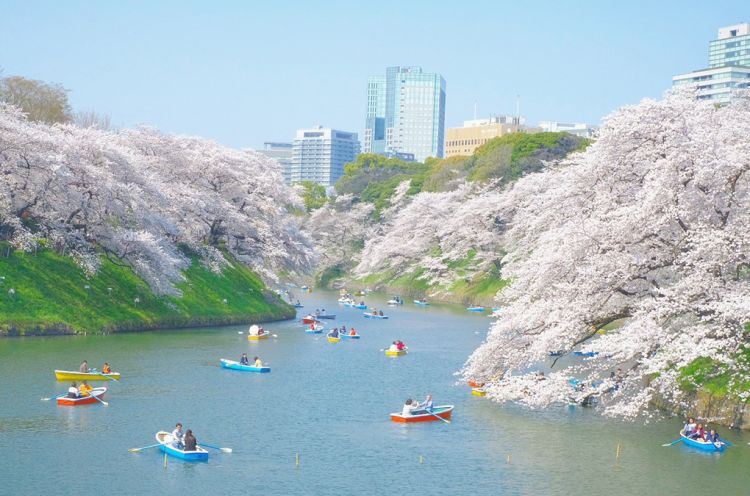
[
  {"x1": 327, "y1": 335, "x2": 341, "y2": 343},
  {"x1": 156, "y1": 431, "x2": 209, "y2": 461},
  {"x1": 385, "y1": 348, "x2": 408, "y2": 356},
  {"x1": 352, "y1": 304, "x2": 367, "y2": 310},
  {"x1": 471, "y1": 388, "x2": 486, "y2": 397},
  {"x1": 390, "y1": 405, "x2": 454, "y2": 423},
  {"x1": 363, "y1": 312, "x2": 388, "y2": 319},
  {"x1": 305, "y1": 328, "x2": 323, "y2": 334},
  {"x1": 413, "y1": 300, "x2": 429, "y2": 306},
  {"x1": 340, "y1": 333, "x2": 360, "y2": 339},
  {"x1": 316, "y1": 314, "x2": 336, "y2": 320},
  {"x1": 293, "y1": 303, "x2": 304, "y2": 308},
  {"x1": 466, "y1": 306, "x2": 485, "y2": 312},
  {"x1": 220, "y1": 358, "x2": 270, "y2": 373},
  {"x1": 54, "y1": 370, "x2": 121, "y2": 381},
  {"x1": 56, "y1": 387, "x2": 107, "y2": 406},
  {"x1": 491, "y1": 307, "x2": 501, "y2": 312},
  {"x1": 337, "y1": 297, "x2": 353, "y2": 304},
  {"x1": 247, "y1": 333, "x2": 269, "y2": 341},
  {"x1": 387, "y1": 299, "x2": 402, "y2": 305},
  {"x1": 467, "y1": 380, "x2": 485, "y2": 388},
  {"x1": 680, "y1": 430, "x2": 727, "y2": 452}
]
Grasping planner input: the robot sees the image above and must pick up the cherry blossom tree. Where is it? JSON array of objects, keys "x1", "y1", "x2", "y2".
[{"x1": 463, "y1": 91, "x2": 750, "y2": 418}]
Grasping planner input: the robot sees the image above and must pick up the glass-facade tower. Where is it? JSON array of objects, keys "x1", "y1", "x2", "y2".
[{"x1": 364, "y1": 66, "x2": 446, "y2": 162}]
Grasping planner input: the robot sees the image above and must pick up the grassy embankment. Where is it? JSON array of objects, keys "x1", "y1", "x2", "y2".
[{"x1": 0, "y1": 246, "x2": 293, "y2": 336}]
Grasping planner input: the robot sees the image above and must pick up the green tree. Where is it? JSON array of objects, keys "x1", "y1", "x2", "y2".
[
  {"x1": 0, "y1": 75, "x2": 72, "y2": 124},
  {"x1": 299, "y1": 181, "x2": 327, "y2": 212}
]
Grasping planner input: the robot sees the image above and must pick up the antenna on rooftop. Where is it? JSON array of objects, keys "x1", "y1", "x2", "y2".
[
  {"x1": 473, "y1": 101, "x2": 477, "y2": 120},
  {"x1": 515, "y1": 95, "x2": 521, "y2": 125}
]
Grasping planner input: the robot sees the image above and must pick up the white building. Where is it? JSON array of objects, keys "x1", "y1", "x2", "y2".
[
  {"x1": 672, "y1": 23, "x2": 750, "y2": 104},
  {"x1": 291, "y1": 127, "x2": 360, "y2": 186},
  {"x1": 538, "y1": 121, "x2": 597, "y2": 138},
  {"x1": 256, "y1": 142, "x2": 293, "y2": 184}
]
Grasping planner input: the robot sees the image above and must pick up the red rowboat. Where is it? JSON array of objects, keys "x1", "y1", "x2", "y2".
[
  {"x1": 390, "y1": 405, "x2": 454, "y2": 423},
  {"x1": 56, "y1": 387, "x2": 107, "y2": 406}
]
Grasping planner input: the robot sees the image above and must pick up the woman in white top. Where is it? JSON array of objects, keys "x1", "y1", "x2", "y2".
[
  {"x1": 67, "y1": 382, "x2": 79, "y2": 398},
  {"x1": 401, "y1": 399, "x2": 417, "y2": 416}
]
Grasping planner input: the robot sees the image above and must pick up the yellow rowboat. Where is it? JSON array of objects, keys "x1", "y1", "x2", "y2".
[
  {"x1": 327, "y1": 336, "x2": 341, "y2": 343},
  {"x1": 247, "y1": 333, "x2": 269, "y2": 341},
  {"x1": 54, "y1": 370, "x2": 121, "y2": 381},
  {"x1": 471, "y1": 388, "x2": 486, "y2": 397},
  {"x1": 385, "y1": 349, "x2": 407, "y2": 356}
]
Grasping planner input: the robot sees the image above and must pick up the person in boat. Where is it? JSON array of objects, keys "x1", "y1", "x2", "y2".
[
  {"x1": 396, "y1": 340, "x2": 406, "y2": 351},
  {"x1": 79, "y1": 360, "x2": 89, "y2": 373},
  {"x1": 172, "y1": 423, "x2": 185, "y2": 449},
  {"x1": 683, "y1": 417, "x2": 696, "y2": 437},
  {"x1": 349, "y1": 328, "x2": 357, "y2": 336},
  {"x1": 331, "y1": 328, "x2": 340, "y2": 338},
  {"x1": 341, "y1": 325, "x2": 347, "y2": 334},
  {"x1": 689, "y1": 423, "x2": 705, "y2": 440},
  {"x1": 183, "y1": 429, "x2": 197, "y2": 451},
  {"x1": 706, "y1": 429, "x2": 724, "y2": 445},
  {"x1": 295, "y1": 300, "x2": 301, "y2": 306},
  {"x1": 417, "y1": 394, "x2": 434, "y2": 413},
  {"x1": 102, "y1": 363, "x2": 112, "y2": 374},
  {"x1": 402, "y1": 398, "x2": 418, "y2": 416},
  {"x1": 388, "y1": 341, "x2": 399, "y2": 352},
  {"x1": 258, "y1": 326, "x2": 265, "y2": 336},
  {"x1": 240, "y1": 353, "x2": 249, "y2": 365},
  {"x1": 378, "y1": 310, "x2": 384, "y2": 316},
  {"x1": 253, "y1": 356, "x2": 263, "y2": 368},
  {"x1": 359, "y1": 301, "x2": 365, "y2": 306},
  {"x1": 79, "y1": 381, "x2": 93, "y2": 397},
  {"x1": 249, "y1": 324, "x2": 260, "y2": 336},
  {"x1": 67, "y1": 382, "x2": 79, "y2": 398}
]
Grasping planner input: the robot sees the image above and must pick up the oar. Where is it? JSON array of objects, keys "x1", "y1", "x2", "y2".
[
  {"x1": 200, "y1": 442, "x2": 232, "y2": 453},
  {"x1": 128, "y1": 443, "x2": 162, "y2": 453},
  {"x1": 88, "y1": 391, "x2": 109, "y2": 406},
  {"x1": 661, "y1": 438, "x2": 682, "y2": 447},
  {"x1": 41, "y1": 393, "x2": 67, "y2": 401},
  {"x1": 427, "y1": 410, "x2": 451, "y2": 424}
]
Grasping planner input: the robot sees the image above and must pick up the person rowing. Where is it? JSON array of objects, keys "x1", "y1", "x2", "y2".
[
  {"x1": 415, "y1": 394, "x2": 433, "y2": 413},
  {"x1": 253, "y1": 356, "x2": 264, "y2": 368},
  {"x1": 79, "y1": 360, "x2": 89, "y2": 373},
  {"x1": 249, "y1": 324, "x2": 263, "y2": 336},
  {"x1": 330, "y1": 328, "x2": 339, "y2": 338},
  {"x1": 240, "y1": 353, "x2": 249, "y2": 365},
  {"x1": 183, "y1": 429, "x2": 198, "y2": 451},
  {"x1": 67, "y1": 382, "x2": 79, "y2": 398},
  {"x1": 172, "y1": 423, "x2": 185, "y2": 449},
  {"x1": 396, "y1": 340, "x2": 406, "y2": 351},
  {"x1": 79, "y1": 381, "x2": 93, "y2": 397}
]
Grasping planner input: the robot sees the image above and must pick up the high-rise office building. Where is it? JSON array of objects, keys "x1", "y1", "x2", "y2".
[
  {"x1": 672, "y1": 23, "x2": 750, "y2": 103},
  {"x1": 257, "y1": 142, "x2": 293, "y2": 184},
  {"x1": 364, "y1": 66, "x2": 446, "y2": 162},
  {"x1": 445, "y1": 115, "x2": 528, "y2": 158},
  {"x1": 291, "y1": 127, "x2": 360, "y2": 186}
]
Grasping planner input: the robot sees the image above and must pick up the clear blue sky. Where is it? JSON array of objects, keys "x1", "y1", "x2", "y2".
[{"x1": 1, "y1": 0, "x2": 747, "y2": 149}]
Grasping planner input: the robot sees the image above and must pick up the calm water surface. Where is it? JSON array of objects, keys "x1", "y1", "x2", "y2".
[{"x1": 1, "y1": 290, "x2": 748, "y2": 495}]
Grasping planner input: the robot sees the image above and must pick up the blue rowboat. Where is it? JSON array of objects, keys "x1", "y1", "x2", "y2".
[
  {"x1": 413, "y1": 300, "x2": 429, "y2": 306},
  {"x1": 305, "y1": 328, "x2": 323, "y2": 334},
  {"x1": 363, "y1": 312, "x2": 388, "y2": 319},
  {"x1": 466, "y1": 306, "x2": 485, "y2": 312},
  {"x1": 680, "y1": 430, "x2": 727, "y2": 452},
  {"x1": 219, "y1": 358, "x2": 271, "y2": 373},
  {"x1": 340, "y1": 333, "x2": 361, "y2": 339},
  {"x1": 573, "y1": 351, "x2": 599, "y2": 357},
  {"x1": 156, "y1": 431, "x2": 209, "y2": 461},
  {"x1": 352, "y1": 304, "x2": 367, "y2": 310},
  {"x1": 293, "y1": 303, "x2": 304, "y2": 308}
]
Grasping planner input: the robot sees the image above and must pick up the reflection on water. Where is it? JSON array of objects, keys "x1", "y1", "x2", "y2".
[{"x1": 0, "y1": 290, "x2": 747, "y2": 495}]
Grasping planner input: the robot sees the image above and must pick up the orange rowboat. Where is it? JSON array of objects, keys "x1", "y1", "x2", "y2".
[
  {"x1": 56, "y1": 387, "x2": 107, "y2": 406},
  {"x1": 390, "y1": 405, "x2": 454, "y2": 423},
  {"x1": 467, "y1": 380, "x2": 485, "y2": 388}
]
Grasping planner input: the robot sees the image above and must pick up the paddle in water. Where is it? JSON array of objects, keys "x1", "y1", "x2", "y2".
[
  {"x1": 41, "y1": 393, "x2": 67, "y2": 401},
  {"x1": 128, "y1": 443, "x2": 162, "y2": 453},
  {"x1": 199, "y1": 442, "x2": 233, "y2": 453},
  {"x1": 427, "y1": 410, "x2": 451, "y2": 424},
  {"x1": 87, "y1": 391, "x2": 109, "y2": 406},
  {"x1": 661, "y1": 438, "x2": 682, "y2": 447}
]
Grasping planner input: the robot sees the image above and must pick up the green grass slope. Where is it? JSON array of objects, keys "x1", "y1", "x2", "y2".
[{"x1": 0, "y1": 247, "x2": 293, "y2": 336}]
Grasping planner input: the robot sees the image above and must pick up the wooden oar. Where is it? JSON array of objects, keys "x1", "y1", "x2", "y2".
[
  {"x1": 128, "y1": 443, "x2": 162, "y2": 453},
  {"x1": 200, "y1": 442, "x2": 233, "y2": 453},
  {"x1": 427, "y1": 410, "x2": 451, "y2": 424},
  {"x1": 84, "y1": 390, "x2": 109, "y2": 406},
  {"x1": 661, "y1": 438, "x2": 682, "y2": 447}
]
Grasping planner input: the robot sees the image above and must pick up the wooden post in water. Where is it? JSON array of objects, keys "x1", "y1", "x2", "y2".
[
  {"x1": 419, "y1": 455, "x2": 424, "y2": 464},
  {"x1": 507, "y1": 454, "x2": 511, "y2": 464},
  {"x1": 295, "y1": 452, "x2": 300, "y2": 468},
  {"x1": 615, "y1": 443, "x2": 621, "y2": 463},
  {"x1": 163, "y1": 452, "x2": 168, "y2": 469}
]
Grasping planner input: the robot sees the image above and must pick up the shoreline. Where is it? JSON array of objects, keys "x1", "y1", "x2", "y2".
[{"x1": 0, "y1": 308, "x2": 296, "y2": 338}]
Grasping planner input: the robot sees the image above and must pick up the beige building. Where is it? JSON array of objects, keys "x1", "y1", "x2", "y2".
[{"x1": 444, "y1": 116, "x2": 530, "y2": 158}]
